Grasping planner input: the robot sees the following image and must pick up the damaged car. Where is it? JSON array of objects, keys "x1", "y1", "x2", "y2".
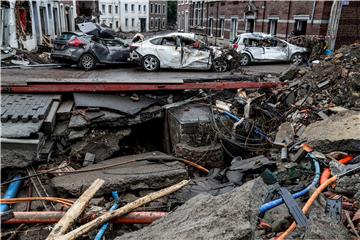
[
  {"x1": 231, "y1": 32, "x2": 309, "y2": 66},
  {"x1": 129, "y1": 33, "x2": 229, "y2": 72},
  {"x1": 51, "y1": 23, "x2": 130, "y2": 71}
]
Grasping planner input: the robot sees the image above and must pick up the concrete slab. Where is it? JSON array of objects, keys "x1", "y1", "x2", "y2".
[
  {"x1": 73, "y1": 93, "x2": 158, "y2": 116},
  {"x1": 300, "y1": 111, "x2": 360, "y2": 153},
  {"x1": 51, "y1": 151, "x2": 189, "y2": 197}
]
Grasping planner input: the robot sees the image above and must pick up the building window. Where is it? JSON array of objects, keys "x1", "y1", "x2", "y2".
[
  {"x1": 162, "y1": 19, "x2": 166, "y2": 29},
  {"x1": 102, "y1": 4, "x2": 105, "y2": 13},
  {"x1": 115, "y1": 5, "x2": 118, "y2": 14},
  {"x1": 154, "y1": 4, "x2": 157, "y2": 13},
  {"x1": 132, "y1": 18, "x2": 135, "y2": 27},
  {"x1": 150, "y1": 4, "x2": 153, "y2": 13},
  {"x1": 155, "y1": 18, "x2": 159, "y2": 29},
  {"x1": 268, "y1": 19, "x2": 278, "y2": 35},
  {"x1": 115, "y1": 21, "x2": 119, "y2": 28},
  {"x1": 158, "y1": 5, "x2": 160, "y2": 14},
  {"x1": 150, "y1": 18, "x2": 154, "y2": 28},
  {"x1": 246, "y1": 18, "x2": 255, "y2": 33},
  {"x1": 131, "y1": 4, "x2": 134, "y2": 12},
  {"x1": 231, "y1": 18, "x2": 238, "y2": 39},
  {"x1": 138, "y1": 4, "x2": 141, "y2": 12},
  {"x1": 294, "y1": 19, "x2": 307, "y2": 36},
  {"x1": 125, "y1": 4, "x2": 128, "y2": 12},
  {"x1": 220, "y1": 18, "x2": 225, "y2": 38},
  {"x1": 208, "y1": 18, "x2": 213, "y2": 36},
  {"x1": 125, "y1": 18, "x2": 128, "y2": 27},
  {"x1": 144, "y1": 5, "x2": 146, "y2": 12},
  {"x1": 108, "y1": 5, "x2": 112, "y2": 14},
  {"x1": 163, "y1": 4, "x2": 165, "y2": 14}
]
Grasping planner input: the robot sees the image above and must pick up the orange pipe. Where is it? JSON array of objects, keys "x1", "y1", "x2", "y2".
[
  {"x1": 320, "y1": 168, "x2": 331, "y2": 185},
  {"x1": 3, "y1": 211, "x2": 167, "y2": 225},
  {"x1": 0, "y1": 197, "x2": 74, "y2": 207},
  {"x1": 320, "y1": 155, "x2": 353, "y2": 185},
  {"x1": 278, "y1": 176, "x2": 338, "y2": 240},
  {"x1": 181, "y1": 159, "x2": 209, "y2": 174},
  {"x1": 338, "y1": 156, "x2": 353, "y2": 165}
]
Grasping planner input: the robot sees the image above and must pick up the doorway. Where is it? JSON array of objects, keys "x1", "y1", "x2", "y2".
[{"x1": 140, "y1": 18, "x2": 146, "y2": 32}]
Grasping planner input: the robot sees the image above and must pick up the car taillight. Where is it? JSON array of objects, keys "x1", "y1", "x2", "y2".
[
  {"x1": 68, "y1": 37, "x2": 86, "y2": 48},
  {"x1": 233, "y1": 43, "x2": 239, "y2": 49},
  {"x1": 130, "y1": 45, "x2": 139, "y2": 52}
]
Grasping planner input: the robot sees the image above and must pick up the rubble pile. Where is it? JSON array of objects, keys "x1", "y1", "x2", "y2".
[{"x1": 1, "y1": 44, "x2": 360, "y2": 239}]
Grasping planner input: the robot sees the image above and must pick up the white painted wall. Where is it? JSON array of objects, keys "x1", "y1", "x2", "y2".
[
  {"x1": 98, "y1": 0, "x2": 121, "y2": 30},
  {"x1": 2, "y1": 0, "x2": 76, "y2": 51},
  {"x1": 120, "y1": 0, "x2": 149, "y2": 32}
]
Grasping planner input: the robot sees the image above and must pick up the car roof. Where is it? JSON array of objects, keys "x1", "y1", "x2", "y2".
[{"x1": 237, "y1": 32, "x2": 273, "y2": 39}]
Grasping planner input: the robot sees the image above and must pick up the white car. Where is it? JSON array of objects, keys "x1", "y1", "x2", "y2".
[
  {"x1": 129, "y1": 33, "x2": 229, "y2": 72},
  {"x1": 231, "y1": 32, "x2": 309, "y2": 66}
]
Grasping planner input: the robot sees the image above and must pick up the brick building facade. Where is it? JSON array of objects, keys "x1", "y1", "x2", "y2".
[
  {"x1": 178, "y1": 0, "x2": 360, "y2": 49},
  {"x1": 149, "y1": 0, "x2": 168, "y2": 31}
]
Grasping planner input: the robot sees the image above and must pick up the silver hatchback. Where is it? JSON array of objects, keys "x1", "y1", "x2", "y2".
[{"x1": 231, "y1": 33, "x2": 309, "y2": 66}]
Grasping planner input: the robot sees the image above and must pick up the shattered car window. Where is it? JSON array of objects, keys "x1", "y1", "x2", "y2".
[
  {"x1": 103, "y1": 39, "x2": 125, "y2": 47},
  {"x1": 244, "y1": 38, "x2": 260, "y2": 47},
  {"x1": 150, "y1": 37, "x2": 163, "y2": 45},
  {"x1": 161, "y1": 37, "x2": 176, "y2": 46}
]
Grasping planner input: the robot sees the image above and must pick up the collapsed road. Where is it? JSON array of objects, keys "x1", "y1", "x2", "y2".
[{"x1": 1, "y1": 43, "x2": 360, "y2": 240}]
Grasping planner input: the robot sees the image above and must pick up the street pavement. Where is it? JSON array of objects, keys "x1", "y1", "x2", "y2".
[{"x1": 1, "y1": 63, "x2": 290, "y2": 85}]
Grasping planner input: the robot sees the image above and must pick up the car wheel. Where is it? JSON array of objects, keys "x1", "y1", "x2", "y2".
[
  {"x1": 212, "y1": 59, "x2": 229, "y2": 72},
  {"x1": 142, "y1": 55, "x2": 160, "y2": 72},
  {"x1": 79, "y1": 53, "x2": 95, "y2": 71},
  {"x1": 291, "y1": 53, "x2": 303, "y2": 65},
  {"x1": 239, "y1": 54, "x2": 250, "y2": 66}
]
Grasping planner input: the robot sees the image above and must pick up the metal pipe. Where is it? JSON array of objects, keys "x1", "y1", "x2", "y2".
[
  {"x1": 94, "y1": 192, "x2": 120, "y2": 240},
  {"x1": 3, "y1": 211, "x2": 168, "y2": 225},
  {"x1": 0, "y1": 176, "x2": 23, "y2": 213}
]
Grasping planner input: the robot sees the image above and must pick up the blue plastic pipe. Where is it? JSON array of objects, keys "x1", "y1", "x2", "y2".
[
  {"x1": 0, "y1": 176, "x2": 23, "y2": 213},
  {"x1": 259, "y1": 154, "x2": 320, "y2": 215},
  {"x1": 94, "y1": 192, "x2": 120, "y2": 240},
  {"x1": 222, "y1": 111, "x2": 269, "y2": 140}
]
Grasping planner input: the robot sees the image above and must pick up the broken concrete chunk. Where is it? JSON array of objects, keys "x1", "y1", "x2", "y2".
[
  {"x1": 51, "y1": 152, "x2": 188, "y2": 197},
  {"x1": 300, "y1": 111, "x2": 360, "y2": 153},
  {"x1": 1, "y1": 149, "x2": 37, "y2": 169},
  {"x1": 68, "y1": 128, "x2": 89, "y2": 141},
  {"x1": 70, "y1": 129, "x2": 131, "y2": 162},
  {"x1": 279, "y1": 65, "x2": 299, "y2": 81},
  {"x1": 301, "y1": 203, "x2": 350, "y2": 240},
  {"x1": 56, "y1": 100, "x2": 74, "y2": 121},
  {"x1": 174, "y1": 143, "x2": 224, "y2": 169},
  {"x1": 73, "y1": 93, "x2": 157, "y2": 116},
  {"x1": 115, "y1": 178, "x2": 267, "y2": 240},
  {"x1": 83, "y1": 152, "x2": 96, "y2": 167},
  {"x1": 275, "y1": 122, "x2": 295, "y2": 144}
]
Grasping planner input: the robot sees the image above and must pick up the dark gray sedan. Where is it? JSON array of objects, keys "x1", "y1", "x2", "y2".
[{"x1": 51, "y1": 32, "x2": 130, "y2": 71}]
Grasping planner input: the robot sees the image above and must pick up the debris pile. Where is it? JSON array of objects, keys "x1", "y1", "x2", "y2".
[{"x1": 1, "y1": 44, "x2": 360, "y2": 239}]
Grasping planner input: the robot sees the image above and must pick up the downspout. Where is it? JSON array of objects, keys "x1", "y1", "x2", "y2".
[
  {"x1": 215, "y1": 0, "x2": 219, "y2": 46},
  {"x1": 285, "y1": 0, "x2": 292, "y2": 39},
  {"x1": 0, "y1": 176, "x2": 23, "y2": 213},
  {"x1": 261, "y1": 1, "x2": 266, "y2": 33},
  {"x1": 310, "y1": 0, "x2": 317, "y2": 24}
]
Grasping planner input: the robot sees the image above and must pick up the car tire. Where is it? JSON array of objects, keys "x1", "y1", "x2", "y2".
[
  {"x1": 239, "y1": 54, "x2": 251, "y2": 66},
  {"x1": 79, "y1": 53, "x2": 96, "y2": 71},
  {"x1": 142, "y1": 55, "x2": 160, "y2": 72},
  {"x1": 290, "y1": 53, "x2": 303, "y2": 65},
  {"x1": 212, "y1": 59, "x2": 229, "y2": 72}
]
